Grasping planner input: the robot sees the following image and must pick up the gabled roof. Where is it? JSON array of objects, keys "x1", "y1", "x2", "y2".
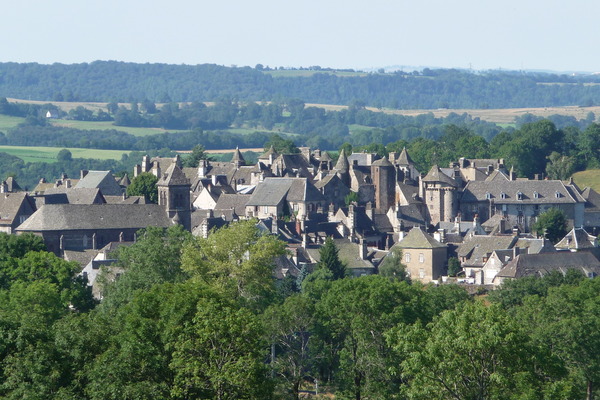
[
  {"x1": 158, "y1": 162, "x2": 190, "y2": 186},
  {"x1": 75, "y1": 171, "x2": 123, "y2": 196},
  {"x1": 16, "y1": 204, "x2": 172, "y2": 232},
  {"x1": 246, "y1": 178, "x2": 325, "y2": 206},
  {"x1": 555, "y1": 227, "x2": 597, "y2": 250},
  {"x1": 423, "y1": 165, "x2": 458, "y2": 187},
  {"x1": 0, "y1": 193, "x2": 35, "y2": 223},
  {"x1": 214, "y1": 194, "x2": 251, "y2": 216},
  {"x1": 457, "y1": 234, "x2": 517, "y2": 267},
  {"x1": 497, "y1": 252, "x2": 600, "y2": 279},
  {"x1": 394, "y1": 227, "x2": 447, "y2": 249},
  {"x1": 259, "y1": 146, "x2": 278, "y2": 159}
]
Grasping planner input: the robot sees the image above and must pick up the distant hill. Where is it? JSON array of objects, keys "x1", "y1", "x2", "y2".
[{"x1": 2, "y1": 61, "x2": 600, "y2": 109}]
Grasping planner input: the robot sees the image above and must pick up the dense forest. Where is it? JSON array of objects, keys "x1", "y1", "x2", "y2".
[
  {"x1": 2, "y1": 61, "x2": 600, "y2": 108},
  {"x1": 1, "y1": 223, "x2": 599, "y2": 399}
]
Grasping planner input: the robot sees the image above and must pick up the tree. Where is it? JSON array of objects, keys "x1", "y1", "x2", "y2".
[
  {"x1": 394, "y1": 301, "x2": 562, "y2": 400},
  {"x1": 127, "y1": 172, "x2": 158, "y2": 203},
  {"x1": 378, "y1": 247, "x2": 410, "y2": 282},
  {"x1": 263, "y1": 134, "x2": 299, "y2": 154},
  {"x1": 546, "y1": 152, "x2": 575, "y2": 180},
  {"x1": 171, "y1": 294, "x2": 272, "y2": 400},
  {"x1": 181, "y1": 220, "x2": 286, "y2": 308},
  {"x1": 57, "y1": 148, "x2": 72, "y2": 162},
  {"x1": 182, "y1": 144, "x2": 213, "y2": 168},
  {"x1": 532, "y1": 207, "x2": 567, "y2": 243},
  {"x1": 447, "y1": 257, "x2": 461, "y2": 277},
  {"x1": 263, "y1": 294, "x2": 315, "y2": 400},
  {"x1": 516, "y1": 279, "x2": 600, "y2": 400},
  {"x1": 316, "y1": 237, "x2": 346, "y2": 280},
  {"x1": 100, "y1": 225, "x2": 191, "y2": 310}
]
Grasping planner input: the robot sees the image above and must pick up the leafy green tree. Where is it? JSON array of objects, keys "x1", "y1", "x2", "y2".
[
  {"x1": 182, "y1": 144, "x2": 213, "y2": 168},
  {"x1": 57, "y1": 148, "x2": 73, "y2": 162},
  {"x1": 127, "y1": 172, "x2": 158, "y2": 203},
  {"x1": 532, "y1": 207, "x2": 568, "y2": 243},
  {"x1": 394, "y1": 301, "x2": 563, "y2": 400},
  {"x1": 264, "y1": 134, "x2": 299, "y2": 154},
  {"x1": 516, "y1": 278, "x2": 600, "y2": 400},
  {"x1": 100, "y1": 225, "x2": 191, "y2": 310},
  {"x1": 378, "y1": 247, "x2": 410, "y2": 282},
  {"x1": 546, "y1": 151, "x2": 575, "y2": 180},
  {"x1": 447, "y1": 257, "x2": 461, "y2": 277},
  {"x1": 344, "y1": 191, "x2": 359, "y2": 206},
  {"x1": 263, "y1": 294, "x2": 315, "y2": 400},
  {"x1": 316, "y1": 237, "x2": 346, "y2": 280},
  {"x1": 171, "y1": 295, "x2": 272, "y2": 400},
  {"x1": 181, "y1": 220, "x2": 286, "y2": 309},
  {"x1": 314, "y1": 276, "x2": 422, "y2": 399}
]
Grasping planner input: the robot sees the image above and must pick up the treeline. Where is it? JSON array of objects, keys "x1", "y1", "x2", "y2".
[
  {"x1": 1, "y1": 223, "x2": 599, "y2": 399},
  {"x1": 3, "y1": 61, "x2": 600, "y2": 108}
]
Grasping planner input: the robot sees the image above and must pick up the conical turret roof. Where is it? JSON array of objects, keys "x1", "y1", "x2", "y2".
[{"x1": 334, "y1": 149, "x2": 349, "y2": 172}]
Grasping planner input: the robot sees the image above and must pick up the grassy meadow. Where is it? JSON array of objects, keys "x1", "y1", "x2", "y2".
[
  {"x1": 0, "y1": 146, "x2": 130, "y2": 164},
  {"x1": 573, "y1": 169, "x2": 600, "y2": 192}
]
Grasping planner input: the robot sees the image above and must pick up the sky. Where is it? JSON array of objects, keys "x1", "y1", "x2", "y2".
[{"x1": 1, "y1": 0, "x2": 598, "y2": 73}]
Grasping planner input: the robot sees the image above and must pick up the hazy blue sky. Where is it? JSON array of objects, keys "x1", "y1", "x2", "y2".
[{"x1": 2, "y1": 0, "x2": 597, "y2": 72}]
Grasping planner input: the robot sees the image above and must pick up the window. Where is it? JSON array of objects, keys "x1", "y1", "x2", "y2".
[
  {"x1": 263, "y1": 206, "x2": 268, "y2": 214},
  {"x1": 485, "y1": 192, "x2": 491, "y2": 200},
  {"x1": 405, "y1": 253, "x2": 411, "y2": 263},
  {"x1": 533, "y1": 191, "x2": 539, "y2": 199},
  {"x1": 419, "y1": 253, "x2": 424, "y2": 263},
  {"x1": 555, "y1": 191, "x2": 561, "y2": 198},
  {"x1": 501, "y1": 192, "x2": 507, "y2": 199},
  {"x1": 517, "y1": 191, "x2": 523, "y2": 200},
  {"x1": 419, "y1": 268, "x2": 425, "y2": 279}
]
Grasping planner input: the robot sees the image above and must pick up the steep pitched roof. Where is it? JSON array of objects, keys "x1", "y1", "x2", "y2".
[
  {"x1": 158, "y1": 163, "x2": 190, "y2": 186},
  {"x1": 457, "y1": 234, "x2": 518, "y2": 267},
  {"x1": 497, "y1": 252, "x2": 600, "y2": 279},
  {"x1": 394, "y1": 227, "x2": 447, "y2": 249},
  {"x1": 555, "y1": 227, "x2": 597, "y2": 250},
  {"x1": 397, "y1": 147, "x2": 413, "y2": 165},
  {"x1": 246, "y1": 178, "x2": 325, "y2": 206},
  {"x1": 0, "y1": 193, "x2": 34, "y2": 223},
  {"x1": 334, "y1": 149, "x2": 349, "y2": 172},
  {"x1": 231, "y1": 146, "x2": 245, "y2": 164},
  {"x1": 214, "y1": 194, "x2": 251, "y2": 216},
  {"x1": 423, "y1": 165, "x2": 458, "y2": 187},
  {"x1": 75, "y1": 171, "x2": 123, "y2": 196},
  {"x1": 16, "y1": 204, "x2": 172, "y2": 232}
]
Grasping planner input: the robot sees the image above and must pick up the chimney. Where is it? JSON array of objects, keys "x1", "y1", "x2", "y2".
[
  {"x1": 212, "y1": 175, "x2": 218, "y2": 185},
  {"x1": 271, "y1": 218, "x2": 279, "y2": 235},
  {"x1": 359, "y1": 238, "x2": 368, "y2": 260},
  {"x1": 292, "y1": 248, "x2": 299, "y2": 265},
  {"x1": 302, "y1": 233, "x2": 308, "y2": 248},
  {"x1": 512, "y1": 227, "x2": 519, "y2": 236},
  {"x1": 512, "y1": 246, "x2": 520, "y2": 259},
  {"x1": 80, "y1": 170, "x2": 89, "y2": 179},
  {"x1": 328, "y1": 203, "x2": 336, "y2": 220},
  {"x1": 434, "y1": 228, "x2": 447, "y2": 243}
]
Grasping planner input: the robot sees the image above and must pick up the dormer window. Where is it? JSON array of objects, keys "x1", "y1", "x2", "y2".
[
  {"x1": 555, "y1": 191, "x2": 561, "y2": 198},
  {"x1": 485, "y1": 192, "x2": 491, "y2": 200},
  {"x1": 533, "y1": 191, "x2": 539, "y2": 199},
  {"x1": 517, "y1": 191, "x2": 523, "y2": 200},
  {"x1": 500, "y1": 192, "x2": 507, "y2": 199}
]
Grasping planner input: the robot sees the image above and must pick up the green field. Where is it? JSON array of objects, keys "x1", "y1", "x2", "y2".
[
  {"x1": 0, "y1": 146, "x2": 130, "y2": 164},
  {"x1": 573, "y1": 169, "x2": 600, "y2": 192},
  {"x1": 0, "y1": 115, "x2": 25, "y2": 131},
  {"x1": 51, "y1": 120, "x2": 169, "y2": 137}
]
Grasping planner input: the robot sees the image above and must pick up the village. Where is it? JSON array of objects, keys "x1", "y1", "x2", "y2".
[{"x1": 1, "y1": 145, "x2": 598, "y2": 296}]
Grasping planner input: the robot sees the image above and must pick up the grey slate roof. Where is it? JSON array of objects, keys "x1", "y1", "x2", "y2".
[
  {"x1": 214, "y1": 194, "x2": 251, "y2": 216},
  {"x1": 0, "y1": 193, "x2": 35, "y2": 223},
  {"x1": 394, "y1": 227, "x2": 447, "y2": 249},
  {"x1": 158, "y1": 163, "x2": 190, "y2": 186},
  {"x1": 555, "y1": 227, "x2": 597, "y2": 250},
  {"x1": 457, "y1": 235, "x2": 518, "y2": 267},
  {"x1": 372, "y1": 156, "x2": 393, "y2": 167},
  {"x1": 75, "y1": 171, "x2": 123, "y2": 196},
  {"x1": 462, "y1": 179, "x2": 582, "y2": 204},
  {"x1": 16, "y1": 204, "x2": 172, "y2": 231},
  {"x1": 397, "y1": 147, "x2": 413, "y2": 165},
  {"x1": 497, "y1": 252, "x2": 600, "y2": 279},
  {"x1": 581, "y1": 187, "x2": 600, "y2": 210},
  {"x1": 246, "y1": 178, "x2": 325, "y2": 206},
  {"x1": 423, "y1": 165, "x2": 458, "y2": 187}
]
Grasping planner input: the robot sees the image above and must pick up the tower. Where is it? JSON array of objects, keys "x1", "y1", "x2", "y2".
[
  {"x1": 371, "y1": 156, "x2": 396, "y2": 214},
  {"x1": 157, "y1": 163, "x2": 192, "y2": 231},
  {"x1": 422, "y1": 165, "x2": 459, "y2": 225}
]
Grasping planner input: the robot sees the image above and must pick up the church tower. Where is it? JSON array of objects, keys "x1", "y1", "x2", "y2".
[
  {"x1": 422, "y1": 165, "x2": 459, "y2": 225},
  {"x1": 157, "y1": 163, "x2": 191, "y2": 231}
]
